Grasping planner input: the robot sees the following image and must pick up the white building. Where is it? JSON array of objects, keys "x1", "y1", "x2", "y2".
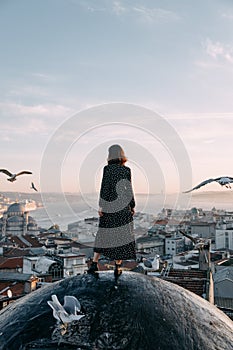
[
  {"x1": 214, "y1": 267, "x2": 233, "y2": 298},
  {"x1": 56, "y1": 253, "x2": 87, "y2": 277},
  {"x1": 67, "y1": 218, "x2": 98, "y2": 242},
  {"x1": 190, "y1": 222, "x2": 216, "y2": 239},
  {"x1": 165, "y1": 237, "x2": 185, "y2": 256},
  {"x1": 215, "y1": 228, "x2": 233, "y2": 251},
  {"x1": 23, "y1": 256, "x2": 63, "y2": 280}
]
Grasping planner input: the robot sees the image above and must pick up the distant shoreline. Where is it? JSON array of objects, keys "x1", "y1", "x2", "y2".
[{"x1": 1, "y1": 190, "x2": 233, "y2": 196}]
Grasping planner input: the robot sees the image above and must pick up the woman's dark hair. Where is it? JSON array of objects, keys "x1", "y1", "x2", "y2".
[
  {"x1": 107, "y1": 144, "x2": 127, "y2": 165},
  {"x1": 108, "y1": 158, "x2": 126, "y2": 165}
]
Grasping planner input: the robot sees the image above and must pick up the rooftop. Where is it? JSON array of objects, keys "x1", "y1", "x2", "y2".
[
  {"x1": 163, "y1": 269, "x2": 207, "y2": 297},
  {"x1": 0, "y1": 272, "x2": 35, "y2": 281},
  {"x1": 0, "y1": 257, "x2": 23, "y2": 269}
]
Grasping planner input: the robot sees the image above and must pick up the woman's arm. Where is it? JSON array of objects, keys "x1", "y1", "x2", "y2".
[
  {"x1": 128, "y1": 168, "x2": 136, "y2": 211},
  {"x1": 99, "y1": 166, "x2": 110, "y2": 211}
]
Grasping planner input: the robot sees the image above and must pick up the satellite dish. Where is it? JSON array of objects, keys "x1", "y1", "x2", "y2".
[{"x1": 7, "y1": 289, "x2": 12, "y2": 298}]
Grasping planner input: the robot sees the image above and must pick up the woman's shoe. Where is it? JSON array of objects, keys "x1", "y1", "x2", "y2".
[
  {"x1": 114, "y1": 263, "x2": 122, "y2": 278},
  {"x1": 87, "y1": 261, "x2": 98, "y2": 274}
]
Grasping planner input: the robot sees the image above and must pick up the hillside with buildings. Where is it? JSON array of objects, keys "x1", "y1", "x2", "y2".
[{"x1": 0, "y1": 201, "x2": 232, "y2": 323}]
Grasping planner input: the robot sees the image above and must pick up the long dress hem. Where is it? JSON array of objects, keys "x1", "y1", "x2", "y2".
[{"x1": 94, "y1": 241, "x2": 136, "y2": 260}]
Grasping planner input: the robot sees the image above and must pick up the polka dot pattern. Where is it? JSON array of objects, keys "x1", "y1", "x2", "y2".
[{"x1": 94, "y1": 164, "x2": 136, "y2": 260}]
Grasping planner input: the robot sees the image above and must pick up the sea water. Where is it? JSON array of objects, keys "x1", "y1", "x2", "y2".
[{"x1": 30, "y1": 191, "x2": 233, "y2": 230}]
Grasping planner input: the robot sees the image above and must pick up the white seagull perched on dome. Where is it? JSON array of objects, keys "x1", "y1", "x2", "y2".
[
  {"x1": 184, "y1": 176, "x2": 233, "y2": 193},
  {"x1": 47, "y1": 294, "x2": 85, "y2": 324},
  {"x1": 0, "y1": 169, "x2": 32, "y2": 182},
  {"x1": 138, "y1": 255, "x2": 160, "y2": 273}
]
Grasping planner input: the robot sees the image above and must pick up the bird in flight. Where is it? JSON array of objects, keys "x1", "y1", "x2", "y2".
[
  {"x1": 179, "y1": 230, "x2": 210, "y2": 251},
  {"x1": 183, "y1": 176, "x2": 233, "y2": 193},
  {"x1": 0, "y1": 169, "x2": 32, "y2": 182},
  {"x1": 31, "y1": 182, "x2": 38, "y2": 192}
]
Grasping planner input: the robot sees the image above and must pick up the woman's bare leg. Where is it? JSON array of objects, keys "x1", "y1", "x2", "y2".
[
  {"x1": 93, "y1": 252, "x2": 100, "y2": 263},
  {"x1": 114, "y1": 259, "x2": 122, "y2": 278},
  {"x1": 115, "y1": 259, "x2": 122, "y2": 265}
]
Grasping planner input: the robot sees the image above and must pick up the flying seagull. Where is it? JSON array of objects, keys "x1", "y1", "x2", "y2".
[
  {"x1": 31, "y1": 182, "x2": 38, "y2": 192},
  {"x1": 179, "y1": 229, "x2": 205, "y2": 248},
  {"x1": 179, "y1": 230, "x2": 210, "y2": 263},
  {"x1": 0, "y1": 169, "x2": 32, "y2": 182},
  {"x1": 183, "y1": 176, "x2": 233, "y2": 193}
]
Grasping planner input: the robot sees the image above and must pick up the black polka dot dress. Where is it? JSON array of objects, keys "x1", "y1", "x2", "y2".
[{"x1": 94, "y1": 163, "x2": 136, "y2": 260}]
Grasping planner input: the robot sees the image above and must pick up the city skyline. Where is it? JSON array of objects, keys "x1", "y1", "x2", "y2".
[{"x1": 1, "y1": 1, "x2": 233, "y2": 195}]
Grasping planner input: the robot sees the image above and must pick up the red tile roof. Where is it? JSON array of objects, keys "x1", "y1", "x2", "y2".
[
  {"x1": 4, "y1": 248, "x2": 30, "y2": 257},
  {"x1": 0, "y1": 281, "x2": 25, "y2": 298},
  {"x1": 23, "y1": 235, "x2": 43, "y2": 247},
  {"x1": 163, "y1": 269, "x2": 207, "y2": 297},
  {"x1": 0, "y1": 257, "x2": 23, "y2": 269},
  {"x1": 9, "y1": 235, "x2": 42, "y2": 248}
]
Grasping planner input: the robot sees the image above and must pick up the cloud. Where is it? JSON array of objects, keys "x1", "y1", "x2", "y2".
[
  {"x1": 166, "y1": 112, "x2": 233, "y2": 120},
  {"x1": 30, "y1": 72, "x2": 54, "y2": 80},
  {"x1": 203, "y1": 38, "x2": 233, "y2": 64},
  {"x1": 168, "y1": 113, "x2": 233, "y2": 144},
  {"x1": 112, "y1": 1, "x2": 127, "y2": 15},
  {"x1": 221, "y1": 13, "x2": 233, "y2": 20},
  {"x1": 0, "y1": 102, "x2": 75, "y2": 136},
  {"x1": 194, "y1": 60, "x2": 224, "y2": 70},
  {"x1": 131, "y1": 6, "x2": 180, "y2": 22},
  {"x1": 0, "y1": 102, "x2": 73, "y2": 117},
  {"x1": 78, "y1": 0, "x2": 179, "y2": 22},
  {"x1": 75, "y1": 0, "x2": 107, "y2": 13},
  {"x1": 9, "y1": 84, "x2": 51, "y2": 98}
]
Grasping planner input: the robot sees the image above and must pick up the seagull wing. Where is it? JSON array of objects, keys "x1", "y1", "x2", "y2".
[
  {"x1": 47, "y1": 300, "x2": 62, "y2": 322},
  {"x1": 48, "y1": 295, "x2": 70, "y2": 323},
  {"x1": 31, "y1": 182, "x2": 38, "y2": 191},
  {"x1": 143, "y1": 259, "x2": 152, "y2": 268},
  {"x1": 183, "y1": 178, "x2": 215, "y2": 193},
  {"x1": 51, "y1": 294, "x2": 64, "y2": 311},
  {"x1": 63, "y1": 295, "x2": 81, "y2": 315},
  {"x1": 0, "y1": 169, "x2": 13, "y2": 177},
  {"x1": 16, "y1": 171, "x2": 32, "y2": 176},
  {"x1": 59, "y1": 311, "x2": 85, "y2": 323},
  {"x1": 179, "y1": 230, "x2": 197, "y2": 243}
]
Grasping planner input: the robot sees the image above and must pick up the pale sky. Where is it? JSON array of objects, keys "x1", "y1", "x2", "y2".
[{"x1": 1, "y1": 0, "x2": 233, "y2": 195}]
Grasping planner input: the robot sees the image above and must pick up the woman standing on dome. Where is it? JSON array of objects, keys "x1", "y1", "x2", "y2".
[{"x1": 88, "y1": 144, "x2": 136, "y2": 278}]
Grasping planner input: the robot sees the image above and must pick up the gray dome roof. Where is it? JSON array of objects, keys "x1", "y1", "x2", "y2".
[
  {"x1": 191, "y1": 207, "x2": 199, "y2": 214},
  {"x1": 28, "y1": 216, "x2": 36, "y2": 223},
  {"x1": 0, "y1": 273, "x2": 232, "y2": 350},
  {"x1": 8, "y1": 216, "x2": 23, "y2": 222},
  {"x1": 7, "y1": 203, "x2": 25, "y2": 214},
  {"x1": 27, "y1": 222, "x2": 36, "y2": 227}
]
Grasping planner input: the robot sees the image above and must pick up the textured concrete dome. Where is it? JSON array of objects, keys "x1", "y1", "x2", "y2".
[
  {"x1": 28, "y1": 216, "x2": 36, "y2": 223},
  {"x1": 7, "y1": 203, "x2": 25, "y2": 215},
  {"x1": 0, "y1": 272, "x2": 232, "y2": 350},
  {"x1": 7, "y1": 215, "x2": 23, "y2": 222},
  {"x1": 191, "y1": 207, "x2": 199, "y2": 214}
]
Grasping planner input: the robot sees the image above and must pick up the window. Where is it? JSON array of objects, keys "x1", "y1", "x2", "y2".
[{"x1": 225, "y1": 233, "x2": 229, "y2": 248}]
